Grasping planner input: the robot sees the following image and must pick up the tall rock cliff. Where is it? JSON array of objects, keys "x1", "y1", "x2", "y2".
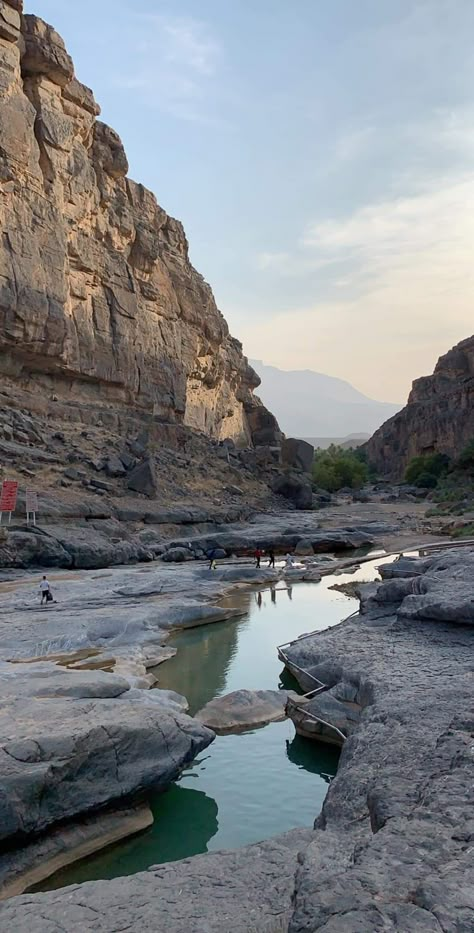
[
  {"x1": 0, "y1": 3, "x2": 278, "y2": 447},
  {"x1": 366, "y1": 335, "x2": 474, "y2": 478}
]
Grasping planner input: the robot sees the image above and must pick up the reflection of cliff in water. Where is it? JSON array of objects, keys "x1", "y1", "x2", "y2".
[
  {"x1": 156, "y1": 592, "x2": 253, "y2": 715},
  {"x1": 37, "y1": 784, "x2": 219, "y2": 890},
  {"x1": 286, "y1": 733, "x2": 339, "y2": 782}
]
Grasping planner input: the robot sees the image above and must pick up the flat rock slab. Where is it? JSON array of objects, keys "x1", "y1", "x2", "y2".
[
  {"x1": 195, "y1": 688, "x2": 299, "y2": 734},
  {"x1": 0, "y1": 661, "x2": 131, "y2": 700},
  {"x1": 0, "y1": 828, "x2": 313, "y2": 933}
]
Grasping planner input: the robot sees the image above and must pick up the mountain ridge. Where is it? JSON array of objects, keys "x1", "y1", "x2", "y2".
[
  {"x1": 366, "y1": 335, "x2": 474, "y2": 477},
  {"x1": 251, "y1": 360, "x2": 401, "y2": 438}
]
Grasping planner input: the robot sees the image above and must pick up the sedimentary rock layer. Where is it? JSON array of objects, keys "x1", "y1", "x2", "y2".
[
  {"x1": 0, "y1": 2, "x2": 278, "y2": 446},
  {"x1": 366, "y1": 335, "x2": 474, "y2": 477}
]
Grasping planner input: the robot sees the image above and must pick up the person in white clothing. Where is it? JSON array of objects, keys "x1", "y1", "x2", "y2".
[{"x1": 40, "y1": 575, "x2": 51, "y2": 605}]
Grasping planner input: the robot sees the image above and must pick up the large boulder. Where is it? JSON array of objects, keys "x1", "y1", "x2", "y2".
[
  {"x1": 0, "y1": 692, "x2": 214, "y2": 843},
  {"x1": 104, "y1": 454, "x2": 126, "y2": 478},
  {"x1": 282, "y1": 438, "x2": 314, "y2": 473},
  {"x1": 162, "y1": 547, "x2": 193, "y2": 563},
  {"x1": 271, "y1": 473, "x2": 313, "y2": 510},
  {"x1": 195, "y1": 688, "x2": 298, "y2": 734},
  {"x1": 126, "y1": 458, "x2": 158, "y2": 498},
  {"x1": 0, "y1": 529, "x2": 73, "y2": 568}
]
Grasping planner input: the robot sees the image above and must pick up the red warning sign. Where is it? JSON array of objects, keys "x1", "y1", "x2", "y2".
[{"x1": 0, "y1": 480, "x2": 18, "y2": 513}]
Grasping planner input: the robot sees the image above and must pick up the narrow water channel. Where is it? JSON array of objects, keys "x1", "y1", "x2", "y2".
[{"x1": 39, "y1": 555, "x2": 392, "y2": 890}]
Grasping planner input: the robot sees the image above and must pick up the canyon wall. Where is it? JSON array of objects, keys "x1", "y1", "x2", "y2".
[
  {"x1": 0, "y1": 3, "x2": 279, "y2": 446},
  {"x1": 366, "y1": 335, "x2": 474, "y2": 477}
]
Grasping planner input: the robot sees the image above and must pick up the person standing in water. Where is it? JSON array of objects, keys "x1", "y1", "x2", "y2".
[
  {"x1": 268, "y1": 548, "x2": 275, "y2": 568},
  {"x1": 39, "y1": 575, "x2": 51, "y2": 604}
]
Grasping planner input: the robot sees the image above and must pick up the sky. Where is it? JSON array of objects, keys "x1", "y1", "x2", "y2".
[{"x1": 30, "y1": 0, "x2": 474, "y2": 403}]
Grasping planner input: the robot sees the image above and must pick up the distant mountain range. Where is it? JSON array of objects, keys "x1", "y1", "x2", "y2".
[
  {"x1": 250, "y1": 361, "x2": 402, "y2": 440},
  {"x1": 302, "y1": 433, "x2": 370, "y2": 450}
]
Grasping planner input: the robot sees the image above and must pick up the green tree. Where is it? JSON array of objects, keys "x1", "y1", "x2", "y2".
[
  {"x1": 312, "y1": 445, "x2": 368, "y2": 492},
  {"x1": 405, "y1": 453, "x2": 449, "y2": 487},
  {"x1": 456, "y1": 441, "x2": 474, "y2": 469}
]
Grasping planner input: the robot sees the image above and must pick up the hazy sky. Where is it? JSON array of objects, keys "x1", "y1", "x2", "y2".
[{"x1": 30, "y1": 1, "x2": 474, "y2": 403}]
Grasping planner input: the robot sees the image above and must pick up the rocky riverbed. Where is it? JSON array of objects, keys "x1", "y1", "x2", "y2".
[{"x1": 0, "y1": 504, "x2": 472, "y2": 930}]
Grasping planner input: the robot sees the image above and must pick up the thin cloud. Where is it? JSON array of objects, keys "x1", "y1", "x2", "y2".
[
  {"x1": 245, "y1": 173, "x2": 474, "y2": 400},
  {"x1": 112, "y1": 13, "x2": 224, "y2": 124}
]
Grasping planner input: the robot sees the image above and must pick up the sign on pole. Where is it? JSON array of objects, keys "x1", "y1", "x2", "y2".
[
  {"x1": 0, "y1": 480, "x2": 18, "y2": 524},
  {"x1": 26, "y1": 488, "x2": 38, "y2": 526}
]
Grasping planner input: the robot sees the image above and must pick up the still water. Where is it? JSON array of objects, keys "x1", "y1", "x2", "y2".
[{"x1": 40, "y1": 555, "x2": 390, "y2": 889}]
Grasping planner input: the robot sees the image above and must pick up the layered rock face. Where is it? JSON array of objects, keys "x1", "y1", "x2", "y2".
[
  {"x1": 0, "y1": 3, "x2": 276, "y2": 446},
  {"x1": 367, "y1": 335, "x2": 474, "y2": 477}
]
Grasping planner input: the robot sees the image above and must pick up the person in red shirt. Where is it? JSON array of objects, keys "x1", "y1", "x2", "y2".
[{"x1": 254, "y1": 548, "x2": 262, "y2": 568}]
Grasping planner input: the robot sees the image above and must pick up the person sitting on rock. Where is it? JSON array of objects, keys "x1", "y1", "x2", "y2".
[
  {"x1": 39, "y1": 575, "x2": 52, "y2": 605},
  {"x1": 254, "y1": 548, "x2": 262, "y2": 568}
]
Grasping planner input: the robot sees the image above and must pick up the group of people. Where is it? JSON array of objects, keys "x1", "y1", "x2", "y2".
[
  {"x1": 254, "y1": 549, "x2": 295, "y2": 569},
  {"x1": 253, "y1": 548, "x2": 275, "y2": 568},
  {"x1": 208, "y1": 547, "x2": 296, "y2": 570}
]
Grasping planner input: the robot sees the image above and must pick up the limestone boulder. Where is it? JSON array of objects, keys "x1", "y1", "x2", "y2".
[
  {"x1": 104, "y1": 454, "x2": 126, "y2": 478},
  {"x1": 127, "y1": 459, "x2": 158, "y2": 498},
  {"x1": 282, "y1": 437, "x2": 314, "y2": 473},
  {"x1": 0, "y1": 693, "x2": 214, "y2": 843},
  {"x1": 195, "y1": 688, "x2": 298, "y2": 733},
  {"x1": 162, "y1": 546, "x2": 193, "y2": 562},
  {"x1": 271, "y1": 473, "x2": 313, "y2": 510}
]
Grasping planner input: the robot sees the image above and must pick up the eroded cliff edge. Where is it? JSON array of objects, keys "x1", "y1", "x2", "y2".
[
  {"x1": 366, "y1": 335, "x2": 474, "y2": 478},
  {"x1": 0, "y1": 3, "x2": 276, "y2": 447}
]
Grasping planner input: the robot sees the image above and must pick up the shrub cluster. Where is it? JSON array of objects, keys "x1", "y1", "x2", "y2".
[
  {"x1": 404, "y1": 443, "x2": 474, "y2": 504},
  {"x1": 404, "y1": 453, "x2": 450, "y2": 488},
  {"x1": 312, "y1": 445, "x2": 368, "y2": 492}
]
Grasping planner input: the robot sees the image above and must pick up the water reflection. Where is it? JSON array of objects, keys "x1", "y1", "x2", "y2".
[
  {"x1": 36, "y1": 785, "x2": 218, "y2": 891},
  {"x1": 40, "y1": 558, "x2": 393, "y2": 890},
  {"x1": 286, "y1": 733, "x2": 339, "y2": 781},
  {"x1": 156, "y1": 615, "x2": 244, "y2": 715}
]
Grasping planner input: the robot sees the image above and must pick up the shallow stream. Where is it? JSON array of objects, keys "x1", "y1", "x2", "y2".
[{"x1": 40, "y1": 555, "x2": 391, "y2": 889}]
